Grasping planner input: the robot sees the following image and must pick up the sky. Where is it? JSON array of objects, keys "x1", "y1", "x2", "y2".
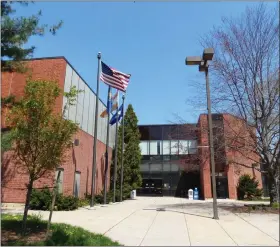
[{"x1": 13, "y1": 1, "x2": 277, "y2": 125}]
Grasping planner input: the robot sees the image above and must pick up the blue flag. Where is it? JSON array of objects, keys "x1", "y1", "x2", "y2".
[
  {"x1": 110, "y1": 104, "x2": 123, "y2": 125},
  {"x1": 107, "y1": 91, "x2": 112, "y2": 114}
]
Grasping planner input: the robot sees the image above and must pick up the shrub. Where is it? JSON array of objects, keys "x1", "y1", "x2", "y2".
[
  {"x1": 84, "y1": 193, "x2": 103, "y2": 204},
  {"x1": 56, "y1": 195, "x2": 79, "y2": 211},
  {"x1": 30, "y1": 187, "x2": 79, "y2": 211},
  {"x1": 84, "y1": 188, "x2": 130, "y2": 205},
  {"x1": 30, "y1": 187, "x2": 52, "y2": 210},
  {"x1": 272, "y1": 202, "x2": 279, "y2": 209},
  {"x1": 237, "y1": 174, "x2": 263, "y2": 200},
  {"x1": 77, "y1": 198, "x2": 90, "y2": 207}
]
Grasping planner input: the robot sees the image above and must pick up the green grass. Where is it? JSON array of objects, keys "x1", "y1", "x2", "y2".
[{"x1": 1, "y1": 214, "x2": 121, "y2": 246}]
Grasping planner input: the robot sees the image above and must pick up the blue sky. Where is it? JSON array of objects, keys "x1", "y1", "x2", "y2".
[{"x1": 14, "y1": 1, "x2": 276, "y2": 124}]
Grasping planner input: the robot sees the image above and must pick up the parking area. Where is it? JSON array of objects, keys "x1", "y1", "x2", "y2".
[{"x1": 2, "y1": 197, "x2": 279, "y2": 246}]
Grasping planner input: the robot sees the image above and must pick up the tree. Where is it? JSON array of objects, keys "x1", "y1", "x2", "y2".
[
  {"x1": 7, "y1": 80, "x2": 79, "y2": 234},
  {"x1": 111, "y1": 104, "x2": 142, "y2": 200},
  {"x1": 1, "y1": 1, "x2": 62, "y2": 72},
  {"x1": 122, "y1": 105, "x2": 142, "y2": 190},
  {"x1": 197, "y1": 3, "x2": 279, "y2": 204},
  {"x1": 1, "y1": 131, "x2": 15, "y2": 153}
]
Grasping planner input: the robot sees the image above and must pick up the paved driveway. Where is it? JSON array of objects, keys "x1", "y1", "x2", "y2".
[{"x1": 2, "y1": 197, "x2": 279, "y2": 246}]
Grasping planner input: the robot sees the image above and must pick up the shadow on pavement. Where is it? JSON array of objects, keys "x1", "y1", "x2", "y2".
[{"x1": 142, "y1": 208, "x2": 213, "y2": 219}]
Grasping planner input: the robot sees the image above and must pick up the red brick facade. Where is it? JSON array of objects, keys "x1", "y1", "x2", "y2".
[
  {"x1": 197, "y1": 114, "x2": 262, "y2": 199},
  {"x1": 1, "y1": 58, "x2": 113, "y2": 203},
  {"x1": 1, "y1": 57, "x2": 263, "y2": 202}
]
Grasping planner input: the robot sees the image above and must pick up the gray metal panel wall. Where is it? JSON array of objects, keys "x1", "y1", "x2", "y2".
[
  {"x1": 68, "y1": 71, "x2": 79, "y2": 123},
  {"x1": 62, "y1": 61, "x2": 116, "y2": 148}
]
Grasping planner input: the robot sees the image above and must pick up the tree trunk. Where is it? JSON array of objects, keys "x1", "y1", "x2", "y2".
[
  {"x1": 268, "y1": 173, "x2": 279, "y2": 206},
  {"x1": 46, "y1": 171, "x2": 61, "y2": 239},
  {"x1": 22, "y1": 178, "x2": 34, "y2": 235}
]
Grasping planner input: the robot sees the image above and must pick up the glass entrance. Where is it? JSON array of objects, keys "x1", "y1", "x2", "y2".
[{"x1": 139, "y1": 178, "x2": 163, "y2": 196}]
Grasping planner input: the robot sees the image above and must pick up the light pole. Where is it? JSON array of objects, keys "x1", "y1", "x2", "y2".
[{"x1": 185, "y1": 48, "x2": 219, "y2": 220}]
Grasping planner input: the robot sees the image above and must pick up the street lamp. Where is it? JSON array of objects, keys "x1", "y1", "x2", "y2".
[{"x1": 185, "y1": 48, "x2": 219, "y2": 220}]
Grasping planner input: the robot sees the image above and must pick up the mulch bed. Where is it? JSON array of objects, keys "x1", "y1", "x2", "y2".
[
  {"x1": 1, "y1": 229, "x2": 47, "y2": 245},
  {"x1": 221, "y1": 204, "x2": 279, "y2": 214}
]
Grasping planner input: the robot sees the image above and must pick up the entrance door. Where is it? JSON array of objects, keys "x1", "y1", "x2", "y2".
[
  {"x1": 139, "y1": 178, "x2": 163, "y2": 196},
  {"x1": 216, "y1": 177, "x2": 229, "y2": 199}
]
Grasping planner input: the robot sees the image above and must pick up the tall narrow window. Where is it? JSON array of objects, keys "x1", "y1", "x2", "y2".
[
  {"x1": 171, "y1": 140, "x2": 179, "y2": 155},
  {"x1": 189, "y1": 140, "x2": 198, "y2": 154},
  {"x1": 140, "y1": 141, "x2": 149, "y2": 155},
  {"x1": 150, "y1": 141, "x2": 158, "y2": 155},
  {"x1": 55, "y1": 168, "x2": 64, "y2": 194},
  {"x1": 162, "y1": 141, "x2": 170, "y2": 155},
  {"x1": 178, "y1": 140, "x2": 188, "y2": 154},
  {"x1": 74, "y1": 171, "x2": 81, "y2": 198}
]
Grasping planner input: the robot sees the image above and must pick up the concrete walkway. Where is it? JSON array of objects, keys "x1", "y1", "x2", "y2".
[{"x1": 2, "y1": 197, "x2": 279, "y2": 246}]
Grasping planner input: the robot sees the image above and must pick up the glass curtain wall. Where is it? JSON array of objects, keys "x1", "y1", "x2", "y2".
[{"x1": 139, "y1": 125, "x2": 198, "y2": 196}]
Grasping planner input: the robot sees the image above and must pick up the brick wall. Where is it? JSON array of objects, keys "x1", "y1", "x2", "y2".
[
  {"x1": 1, "y1": 58, "x2": 113, "y2": 203},
  {"x1": 1, "y1": 129, "x2": 112, "y2": 203},
  {"x1": 197, "y1": 113, "x2": 262, "y2": 199},
  {"x1": 222, "y1": 114, "x2": 262, "y2": 199},
  {"x1": 197, "y1": 115, "x2": 212, "y2": 199}
]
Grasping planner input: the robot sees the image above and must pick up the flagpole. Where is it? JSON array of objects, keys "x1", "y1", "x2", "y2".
[
  {"x1": 104, "y1": 86, "x2": 111, "y2": 205},
  {"x1": 90, "y1": 52, "x2": 101, "y2": 207},
  {"x1": 120, "y1": 94, "x2": 125, "y2": 201},
  {"x1": 113, "y1": 91, "x2": 119, "y2": 203}
]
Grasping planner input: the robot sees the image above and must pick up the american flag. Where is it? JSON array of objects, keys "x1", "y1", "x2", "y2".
[{"x1": 100, "y1": 61, "x2": 131, "y2": 92}]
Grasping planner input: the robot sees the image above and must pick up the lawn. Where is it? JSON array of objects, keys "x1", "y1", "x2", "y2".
[{"x1": 1, "y1": 214, "x2": 121, "y2": 246}]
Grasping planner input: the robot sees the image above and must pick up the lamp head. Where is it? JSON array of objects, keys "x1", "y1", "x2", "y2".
[
  {"x1": 185, "y1": 56, "x2": 202, "y2": 66},
  {"x1": 202, "y1": 48, "x2": 214, "y2": 61}
]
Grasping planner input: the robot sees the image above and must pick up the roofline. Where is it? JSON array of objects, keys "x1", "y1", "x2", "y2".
[
  {"x1": 198, "y1": 113, "x2": 255, "y2": 127},
  {"x1": 138, "y1": 123, "x2": 197, "y2": 127},
  {"x1": 20, "y1": 56, "x2": 108, "y2": 108}
]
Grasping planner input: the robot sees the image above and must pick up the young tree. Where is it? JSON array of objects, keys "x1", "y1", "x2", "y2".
[
  {"x1": 1, "y1": 1, "x2": 62, "y2": 72},
  {"x1": 7, "y1": 80, "x2": 79, "y2": 234},
  {"x1": 197, "y1": 3, "x2": 279, "y2": 204}
]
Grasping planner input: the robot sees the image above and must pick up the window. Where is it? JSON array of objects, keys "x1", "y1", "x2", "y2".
[
  {"x1": 163, "y1": 164, "x2": 170, "y2": 171},
  {"x1": 171, "y1": 140, "x2": 178, "y2": 155},
  {"x1": 142, "y1": 155, "x2": 150, "y2": 161},
  {"x1": 150, "y1": 164, "x2": 162, "y2": 172},
  {"x1": 55, "y1": 168, "x2": 64, "y2": 194},
  {"x1": 140, "y1": 164, "x2": 149, "y2": 172},
  {"x1": 179, "y1": 140, "x2": 189, "y2": 154},
  {"x1": 189, "y1": 140, "x2": 197, "y2": 154},
  {"x1": 162, "y1": 141, "x2": 170, "y2": 155},
  {"x1": 163, "y1": 155, "x2": 170, "y2": 161},
  {"x1": 150, "y1": 140, "x2": 162, "y2": 155},
  {"x1": 74, "y1": 171, "x2": 81, "y2": 198},
  {"x1": 170, "y1": 163, "x2": 179, "y2": 171},
  {"x1": 140, "y1": 141, "x2": 149, "y2": 155}
]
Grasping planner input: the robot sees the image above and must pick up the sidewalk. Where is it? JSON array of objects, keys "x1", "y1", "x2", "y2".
[{"x1": 2, "y1": 197, "x2": 279, "y2": 246}]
